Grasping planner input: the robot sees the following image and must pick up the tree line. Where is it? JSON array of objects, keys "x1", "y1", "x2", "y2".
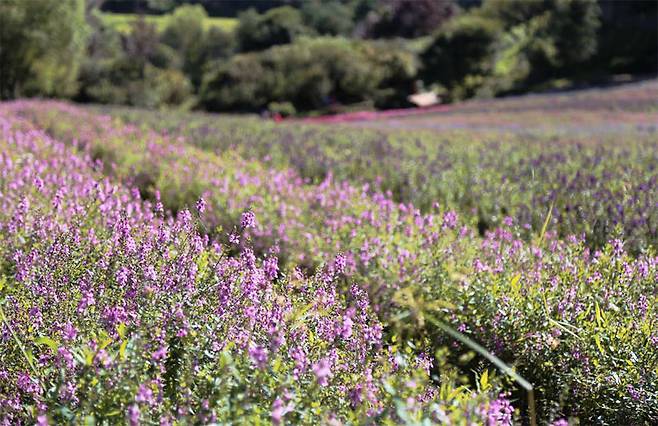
[{"x1": 1, "y1": 0, "x2": 655, "y2": 115}]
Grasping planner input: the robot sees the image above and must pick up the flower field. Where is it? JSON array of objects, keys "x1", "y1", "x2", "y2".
[{"x1": 1, "y1": 81, "x2": 657, "y2": 424}]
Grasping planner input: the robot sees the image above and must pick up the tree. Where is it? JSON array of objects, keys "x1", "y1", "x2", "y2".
[
  {"x1": 123, "y1": 17, "x2": 162, "y2": 79},
  {"x1": 480, "y1": 0, "x2": 601, "y2": 70},
  {"x1": 421, "y1": 15, "x2": 502, "y2": 99},
  {"x1": 301, "y1": 1, "x2": 355, "y2": 36},
  {"x1": 366, "y1": 0, "x2": 457, "y2": 39},
  {"x1": 200, "y1": 37, "x2": 419, "y2": 113},
  {"x1": 161, "y1": 5, "x2": 234, "y2": 88},
  {"x1": 0, "y1": 0, "x2": 89, "y2": 99},
  {"x1": 236, "y1": 6, "x2": 310, "y2": 52},
  {"x1": 160, "y1": 5, "x2": 208, "y2": 87},
  {"x1": 421, "y1": 0, "x2": 601, "y2": 99}
]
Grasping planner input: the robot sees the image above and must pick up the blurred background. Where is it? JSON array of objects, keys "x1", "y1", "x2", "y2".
[{"x1": 1, "y1": 0, "x2": 656, "y2": 116}]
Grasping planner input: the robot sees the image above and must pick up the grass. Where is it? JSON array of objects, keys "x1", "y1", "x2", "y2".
[{"x1": 99, "y1": 12, "x2": 238, "y2": 34}]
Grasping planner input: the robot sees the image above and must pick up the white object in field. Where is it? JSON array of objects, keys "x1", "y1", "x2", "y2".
[{"x1": 407, "y1": 91, "x2": 439, "y2": 107}]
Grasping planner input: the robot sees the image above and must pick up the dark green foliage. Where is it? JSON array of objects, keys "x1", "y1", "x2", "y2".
[
  {"x1": 200, "y1": 37, "x2": 418, "y2": 113},
  {"x1": 77, "y1": 16, "x2": 192, "y2": 108},
  {"x1": 366, "y1": 0, "x2": 457, "y2": 39},
  {"x1": 0, "y1": 0, "x2": 89, "y2": 99},
  {"x1": 199, "y1": 54, "x2": 269, "y2": 111},
  {"x1": 422, "y1": 0, "x2": 602, "y2": 99},
  {"x1": 161, "y1": 5, "x2": 234, "y2": 88},
  {"x1": 300, "y1": 0, "x2": 355, "y2": 36},
  {"x1": 5, "y1": 0, "x2": 653, "y2": 114},
  {"x1": 236, "y1": 6, "x2": 309, "y2": 52},
  {"x1": 594, "y1": 0, "x2": 658, "y2": 75},
  {"x1": 480, "y1": 0, "x2": 601, "y2": 80},
  {"x1": 421, "y1": 14, "x2": 501, "y2": 99},
  {"x1": 160, "y1": 5, "x2": 210, "y2": 87}
]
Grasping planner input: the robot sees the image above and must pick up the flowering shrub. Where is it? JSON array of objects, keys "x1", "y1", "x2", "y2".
[
  {"x1": 2, "y1": 89, "x2": 657, "y2": 423},
  {"x1": 0, "y1": 117, "x2": 509, "y2": 423}
]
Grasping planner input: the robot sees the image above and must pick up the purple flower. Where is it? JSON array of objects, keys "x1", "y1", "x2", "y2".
[
  {"x1": 249, "y1": 345, "x2": 268, "y2": 369},
  {"x1": 486, "y1": 395, "x2": 513, "y2": 426},
  {"x1": 241, "y1": 211, "x2": 256, "y2": 229},
  {"x1": 57, "y1": 347, "x2": 75, "y2": 370},
  {"x1": 264, "y1": 257, "x2": 278, "y2": 280},
  {"x1": 271, "y1": 398, "x2": 293, "y2": 425},
  {"x1": 152, "y1": 346, "x2": 168, "y2": 361},
  {"x1": 341, "y1": 315, "x2": 354, "y2": 339},
  {"x1": 442, "y1": 211, "x2": 458, "y2": 229},
  {"x1": 627, "y1": 384, "x2": 641, "y2": 401},
  {"x1": 62, "y1": 323, "x2": 78, "y2": 341},
  {"x1": 17, "y1": 372, "x2": 40, "y2": 395},
  {"x1": 312, "y1": 358, "x2": 332, "y2": 387},
  {"x1": 196, "y1": 197, "x2": 206, "y2": 214},
  {"x1": 135, "y1": 384, "x2": 154, "y2": 405},
  {"x1": 334, "y1": 253, "x2": 346, "y2": 275},
  {"x1": 127, "y1": 404, "x2": 140, "y2": 426}
]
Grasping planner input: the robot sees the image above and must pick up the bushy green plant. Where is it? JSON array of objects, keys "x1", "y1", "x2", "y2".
[
  {"x1": 161, "y1": 4, "x2": 234, "y2": 88},
  {"x1": 422, "y1": 0, "x2": 601, "y2": 99},
  {"x1": 0, "y1": 116, "x2": 512, "y2": 423},
  {"x1": 300, "y1": 0, "x2": 355, "y2": 36},
  {"x1": 0, "y1": 0, "x2": 89, "y2": 99},
  {"x1": 421, "y1": 14, "x2": 502, "y2": 100},
  {"x1": 201, "y1": 37, "x2": 418, "y2": 113},
  {"x1": 365, "y1": 0, "x2": 457, "y2": 39},
  {"x1": 236, "y1": 7, "x2": 310, "y2": 52},
  {"x1": 268, "y1": 102, "x2": 296, "y2": 117}
]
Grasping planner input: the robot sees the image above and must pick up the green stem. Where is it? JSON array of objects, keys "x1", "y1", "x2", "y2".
[
  {"x1": 0, "y1": 301, "x2": 39, "y2": 378},
  {"x1": 425, "y1": 313, "x2": 537, "y2": 426}
]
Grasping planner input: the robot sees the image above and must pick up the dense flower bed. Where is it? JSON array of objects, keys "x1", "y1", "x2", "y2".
[
  {"x1": 3, "y1": 99, "x2": 658, "y2": 423},
  {"x1": 0, "y1": 115, "x2": 510, "y2": 424},
  {"x1": 97, "y1": 84, "x2": 658, "y2": 253}
]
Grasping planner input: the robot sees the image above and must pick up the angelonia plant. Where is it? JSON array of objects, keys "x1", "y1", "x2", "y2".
[
  {"x1": 0, "y1": 115, "x2": 511, "y2": 424},
  {"x1": 1, "y1": 99, "x2": 656, "y2": 424}
]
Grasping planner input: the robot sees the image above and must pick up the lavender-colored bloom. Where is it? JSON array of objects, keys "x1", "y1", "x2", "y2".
[
  {"x1": 152, "y1": 346, "x2": 168, "y2": 361},
  {"x1": 196, "y1": 197, "x2": 206, "y2": 214},
  {"x1": 334, "y1": 253, "x2": 346, "y2": 275},
  {"x1": 249, "y1": 345, "x2": 268, "y2": 369},
  {"x1": 241, "y1": 211, "x2": 256, "y2": 229},
  {"x1": 127, "y1": 404, "x2": 140, "y2": 426},
  {"x1": 136, "y1": 384, "x2": 154, "y2": 405},
  {"x1": 442, "y1": 211, "x2": 458, "y2": 229},
  {"x1": 271, "y1": 398, "x2": 293, "y2": 425},
  {"x1": 264, "y1": 257, "x2": 278, "y2": 280},
  {"x1": 486, "y1": 396, "x2": 513, "y2": 426},
  {"x1": 312, "y1": 358, "x2": 332, "y2": 387}
]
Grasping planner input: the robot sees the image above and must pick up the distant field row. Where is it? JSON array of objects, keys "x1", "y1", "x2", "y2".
[
  {"x1": 90, "y1": 80, "x2": 658, "y2": 254},
  {"x1": 99, "y1": 12, "x2": 238, "y2": 33}
]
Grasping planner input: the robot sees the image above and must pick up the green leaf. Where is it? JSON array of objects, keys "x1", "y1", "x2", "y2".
[
  {"x1": 479, "y1": 369, "x2": 490, "y2": 391},
  {"x1": 537, "y1": 202, "x2": 554, "y2": 246},
  {"x1": 117, "y1": 323, "x2": 126, "y2": 340},
  {"x1": 595, "y1": 302, "x2": 607, "y2": 328},
  {"x1": 594, "y1": 335, "x2": 605, "y2": 354},
  {"x1": 99, "y1": 337, "x2": 113, "y2": 351},
  {"x1": 84, "y1": 348, "x2": 94, "y2": 366},
  {"x1": 119, "y1": 340, "x2": 128, "y2": 360},
  {"x1": 34, "y1": 336, "x2": 59, "y2": 352},
  {"x1": 510, "y1": 273, "x2": 521, "y2": 293}
]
